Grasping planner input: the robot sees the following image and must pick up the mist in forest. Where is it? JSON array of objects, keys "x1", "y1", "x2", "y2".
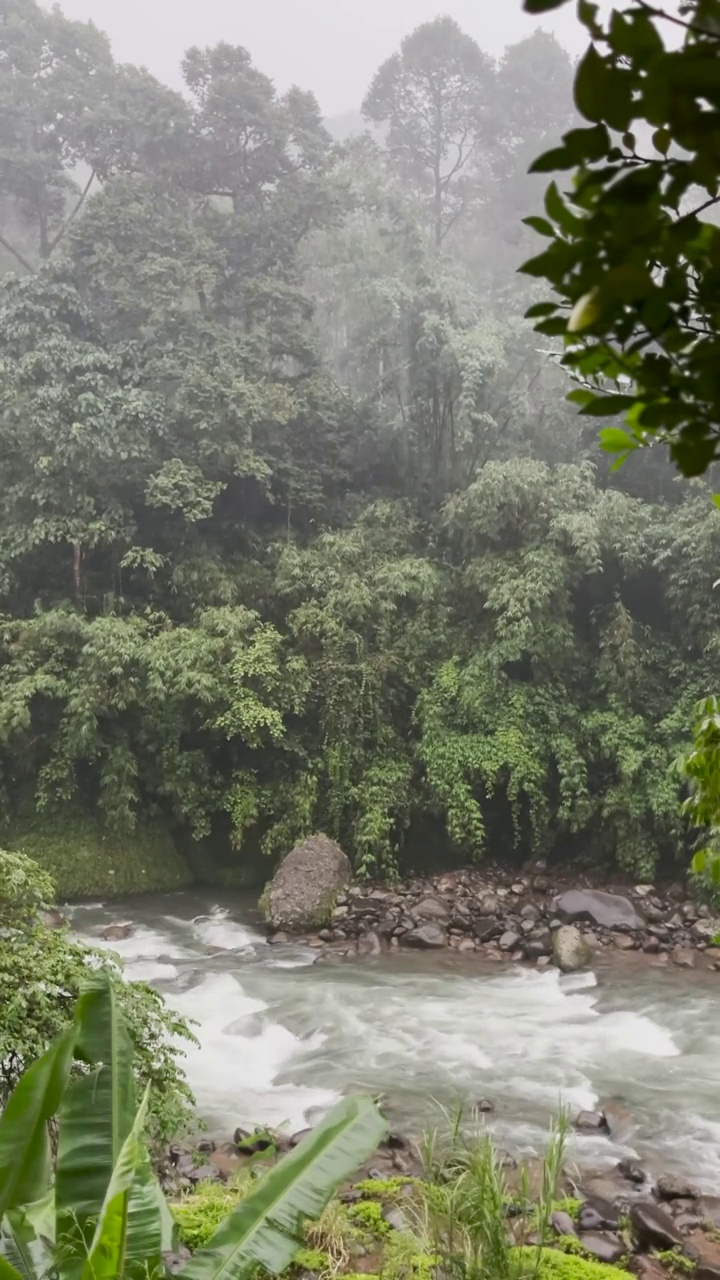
[{"x1": 0, "y1": 0, "x2": 714, "y2": 884}]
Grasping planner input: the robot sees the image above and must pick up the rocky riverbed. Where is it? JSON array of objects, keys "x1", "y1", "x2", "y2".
[
  {"x1": 163, "y1": 1112, "x2": 720, "y2": 1280},
  {"x1": 265, "y1": 861, "x2": 720, "y2": 973}
]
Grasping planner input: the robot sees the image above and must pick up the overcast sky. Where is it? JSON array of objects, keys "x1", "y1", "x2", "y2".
[{"x1": 54, "y1": 0, "x2": 586, "y2": 116}]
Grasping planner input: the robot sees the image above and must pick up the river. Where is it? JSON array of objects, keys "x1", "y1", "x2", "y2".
[{"x1": 68, "y1": 890, "x2": 720, "y2": 1188}]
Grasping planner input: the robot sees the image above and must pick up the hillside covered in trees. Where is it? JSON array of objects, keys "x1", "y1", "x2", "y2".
[{"x1": 0, "y1": 0, "x2": 717, "y2": 890}]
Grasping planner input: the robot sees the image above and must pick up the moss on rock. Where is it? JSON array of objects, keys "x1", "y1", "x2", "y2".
[{"x1": 5, "y1": 811, "x2": 192, "y2": 899}]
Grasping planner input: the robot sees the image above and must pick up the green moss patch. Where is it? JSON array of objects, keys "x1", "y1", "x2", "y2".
[
  {"x1": 172, "y1": 1178, "x2": 251, "y2": 1250},
  {"x1": 6, "y1": 812, "x2": 192, "y2": 899},
  {"x1": 514, "y1": 1247, "x2": 632, "y2": 1280}
]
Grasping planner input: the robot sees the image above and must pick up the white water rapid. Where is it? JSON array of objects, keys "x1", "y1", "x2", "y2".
[{"x1": 69, "y1": 891, "x2": 720, "y2": 1188}]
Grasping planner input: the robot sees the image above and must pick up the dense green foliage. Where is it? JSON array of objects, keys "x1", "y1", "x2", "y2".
[
  {"x1": 0, "y1": 0, "x2": 714, "y2": 882},
  {"x1": 0, "y1": 974, "x2": 386, "y2": 1280},
  {"x1": 0, "y1": 849, "x2": 194, "y2": 1142},
  {"x1": 520, "y1": 0, "x2": 720, "y2": 479}
]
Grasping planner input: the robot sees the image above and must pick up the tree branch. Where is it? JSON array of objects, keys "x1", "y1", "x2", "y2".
[
  {"x1": 635, "y1": 0, "x2": 720, "y2": 39},
  {"x1": 48, "y1": 169, "x2": 96, "y2": 255},
  {"x1": 0, "y1": 232, "x2": 34, "y2": 274}
]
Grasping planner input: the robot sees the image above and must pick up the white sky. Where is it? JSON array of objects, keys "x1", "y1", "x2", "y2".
[{"x1": 54, "y1": 0, "x2": 587, "y2": 116}]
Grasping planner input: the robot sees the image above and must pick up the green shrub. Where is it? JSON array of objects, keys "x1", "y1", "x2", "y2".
[
  {"x1": 513, "y1": 1249, "x2": 632, "y2": 1280},
  {"x1": 4, "y1": 810, "x2": 192, "y2": 899},
  {"x1": 0, "y1": 849, "x2": 196, "y2": 1144},
  {"x1": 348, "y1": 1199, "x2": 391, "y2": 1238},
  {"x1": 172, "y1": 1178, "x2": 253, "y2": 1249}
]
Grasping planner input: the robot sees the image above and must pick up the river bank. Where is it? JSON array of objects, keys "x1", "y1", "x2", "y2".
[
  {"x1": 69, "y1": 890, "x2": 720, "y2": 1193},
  {"x1": 263, "y1": 864, "x2": 720, "y2": 972}
]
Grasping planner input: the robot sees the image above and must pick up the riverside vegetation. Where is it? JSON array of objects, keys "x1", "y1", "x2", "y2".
[
  {"x1": 1, "y1": 0, "x2": 720, "y2": 899},
  {"x1": 4, "y1": 3, "x2": 720, "y2": 1280}
]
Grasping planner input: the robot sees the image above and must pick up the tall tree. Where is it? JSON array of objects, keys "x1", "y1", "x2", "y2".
[
  {"x1": 362, "y1": 17, "x2": 496, "y2": 247},
  {"x1": 0, "y1": 0, "x2": 115, "y2": 268}
]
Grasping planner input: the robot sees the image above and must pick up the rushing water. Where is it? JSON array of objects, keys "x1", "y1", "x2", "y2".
[{"x1": 68, "y1": 890, "x2": 720, "y2": 1188}]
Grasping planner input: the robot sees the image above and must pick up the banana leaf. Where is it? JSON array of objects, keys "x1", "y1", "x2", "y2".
[
  {"x1": 0, "y1": 1026, "x2": 76, "y2": 1218},
  {"x1": 55, "y1": 972, "x2": 136, "y2": 1259},
  {"x1": 79, "y1": 1087, "x2": 150, "y2": 1280},
  {"x1": 179, "y1": 1095, "x2": 386, "y2": 1280},
  {"x1": 0, "y1": 1256, "x2": 25, "y2": 1280}
]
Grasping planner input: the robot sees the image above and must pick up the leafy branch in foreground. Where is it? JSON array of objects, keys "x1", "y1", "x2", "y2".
[
  {"x1": 0, "y1": 971, "x2": 387, "y2": 1280},
  {"x1": 520, "y1": 0, "x2": 720, "y2": 478}
]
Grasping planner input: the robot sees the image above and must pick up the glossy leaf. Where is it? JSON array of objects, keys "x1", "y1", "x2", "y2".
[
  {"x1": 55, "y1": 973, "x2": 137, "y2": 1267},
  {"x1": 0, "y1": 1027, "x2": 75, "y2": 1219},
  {"x1": 80, "y1": 1087, "x2": 151, "y2": 1280}
]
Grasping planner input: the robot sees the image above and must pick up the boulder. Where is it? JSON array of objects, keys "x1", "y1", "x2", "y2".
[
  {"x1": 618, "y1": 1159, "x2": 647, "y2": 1185},
  {"x1": 631, "y1": 1202, "x2": 683, "y2": 1250},
  {"x1": 579, "y1": 1232, "x2": 625, "y2": 1264},
  {"x1": 555, "y1": 889, "x2": 645, "y2": 931},
  {"x1": 579, "y1": 1202, "x2": 619, "y2": 1232},
  {"x1": 672, "y1": 948, "x2": 695, "y2": 968},
  {"x1": 575, "y1": 1110, "x2": 608, "y2": 1133},
  {"x1": 413, "y1": 897, "x2": 450, "y2": 920},
  {"x1": 263, "y1": 834, "x2": 352, "y2": 931},
  {"x1": 553, "y1": 924, "x2": 592, "y2": 972},
  {"x1": 102, "y1": 922, "x2": 134, "y2": 941},
  {"x1": 474, "y1": 917, "x2": 502, "y2": 942},
  {"x1": 357, "y1": 930, "x2": 384, "y2": 956},
  {"x1": 404, "y1": 923, "x2": 447, "y2": 948},
  {"x1": 552, "y1": 1211, "x2": 578, "y2": 1238},
  {"x1": 656, "y1": 1175, "x2": 699, "y2": 1202},
  {"x1": 499, "y1": 931, "x2": 521, "y2": 951}
]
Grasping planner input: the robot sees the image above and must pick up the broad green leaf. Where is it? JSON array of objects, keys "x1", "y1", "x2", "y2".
[
  {"x1": 580, "y1": 395, "x2": 638, "y2": 417},
  {"x1": 574, "y1": 46, "x2": 608, "y2": 123},
  {"x1": 179, "y1": 1096, "x2": 386, "y2": 1280},
  {"x1": 80, "y1": 1088, "x2": 150, "y2": 1280},
  {"x1": 522, "y1": 215, "x2": 555, "y2": 238},
  {"x1": 523, "y1": 0, "x2": 569, "y2": 11},
  {"x1": 567, "y1": 289, "x2": 601, "y2": 333},
  {"x1": 599, "y1": 426, "x2": 638, "y2": 452},
  {"x1": 0, "y1": 1026, "x2": 75, "y2": 1219},
  {"x1": 0, "y1": 1257, "x2": 25, "y2": 1280},
  {"x1": 56, "y1": 973, "x2": 136, "y2": 1266}
]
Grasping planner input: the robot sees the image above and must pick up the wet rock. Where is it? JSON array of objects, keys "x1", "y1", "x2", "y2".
[
  {"x1": 525, "y1": 939, "x2": 551, "y2": 960},
  {"x1": 618, "y1": 1159, "x2": 647, "y2": 1185},
  {"x1": 553, "y1": 924, "x2": 592, "y2": 972},
  {"x1": 357, "y1": 930, "x2": 384, "y2": 956},
  {"x1": 552, "y1": 1211, "x2": 578, "y2": 1237},
  {"x1": 476, "y1": 1098, "x2": 495, "y2": 1113},
  {"x1": 474, "y1": 917, "x2": 502, "y2": 942},
  {"x1": 268, "y1": 931, "x2": 289, "y2": 944},
  {"x1": 188, "y1": 1164, "x2": 221, "y2": 1184},
  {"x1": 643, "y1": 938, "x2": 661, "y2": 954},
  {"x1": 263, "y1": 834, "x2": 352, "y2": 931},
  {"x1": 404, "y1": 923, "x2": 447, "y2": 948},
  {"x1": 656, "y1": 1175, "x2": 699, "y2": 1202},
  {"x1": 499, "y1": 931, "x2": 521, "y2": 951},
  {"x1": 575, "y1": 1110, "x2": 609, "y2": 1133},
  {"x1": 511, "y1": 882, "x2": 526, "y2": 895},
  {"x1": 233, "y1": 1128, "x2": 275, "y2": 1154},
  {"x1": 579, "y1": 1202, "x2": 619, "y2": 1232},
  {"x1": 102, "y1": 922, "x2": 134, "y2": 941},
  {"x1": 555, "y1": 889, "x2": 645, "y2": 931},
  {"x1": 383, "y1": 1206, "x2": 410, "y2": 1233},
  {"x1": 413, "y1": 897, "x2": 450, "y2": 920},
  {"x1": 579, "y1": 1232, "x2": 625, "y2": 1264},
  {"x1": 631, "y1": 1202, "x2": 683, "y2": 1250},
  {"x1": 289, "y1": 1128, "x2": 312, "y2": 1148},
  {"x1": 384, "y1": 1132, "x2": 408, "y2": 1150},
  {"x1": 613, "y1": 933, "x2": 637, "y2": 950},
  {"x1": 520, "y1": 903, "x2": 542, "y2": 922},
  {"x1": 602, "y1": 1099, "x2": 637, "y2": 1145},
  {"x1": 458, "y1": 938, "x2": 476, "y2": 952},
  {"x1": 672, "y1": 948, "x2": 695, "y2": 969},
  {"x1": 630, "y1": 1257, "x2": 668, "y2": 1280}
]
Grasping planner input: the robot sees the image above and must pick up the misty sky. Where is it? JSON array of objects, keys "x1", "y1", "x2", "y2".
[{"x1": 54, "y1": 0, "x2": 586, "y2": 116}]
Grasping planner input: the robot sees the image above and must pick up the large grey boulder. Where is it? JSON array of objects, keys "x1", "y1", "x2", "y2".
[
  {"x1": 555, "y1": 889, "x2": 645, "y2": 931},
  {"x1": 553, "y1": 924, "x2": 592, "y2": 973},
  {"x1": 263, "y1": 834, "x2": 352, "y2": 932}
]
